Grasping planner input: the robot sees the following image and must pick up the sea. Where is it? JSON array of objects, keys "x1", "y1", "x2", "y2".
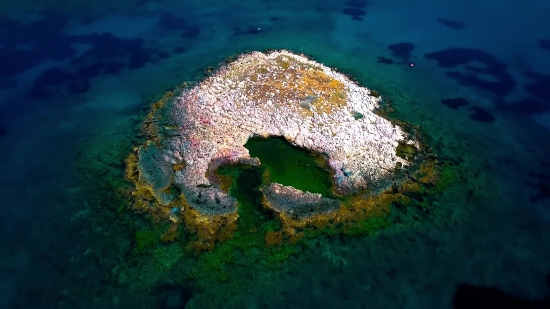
[{"x1": 0, "y1": 0, "x2": 549, "y2": 308}]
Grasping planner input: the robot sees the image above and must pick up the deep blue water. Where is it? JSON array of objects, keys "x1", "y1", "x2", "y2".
[{"x1": 1, "y1": 0, "x2": 550, "y2": 308}]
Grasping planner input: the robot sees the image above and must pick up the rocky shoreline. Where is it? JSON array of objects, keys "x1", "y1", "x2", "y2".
[{"x1": 127, "y1": 49, "x2": 421, "y2": 232}]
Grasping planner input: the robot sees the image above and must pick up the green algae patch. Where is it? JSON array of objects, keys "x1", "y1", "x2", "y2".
[
  {"x1": 345, "y1": 215, "x2": 392, "y2": 235},
  {"x1": 245, "y1": 136, "x2": 333, "y2": 196},
  {"x1": 135, "y1": 229, "x2": 160, "y2": 253},
  {"x1": 191, "y1": 164, "x2": 295, "y2": 281},
  {"x1": 435, "y1": 163, "x2": 461, "y2": 192},
  {"x1": 134, "y1": 223, "x2": 180, "y2": 254}
]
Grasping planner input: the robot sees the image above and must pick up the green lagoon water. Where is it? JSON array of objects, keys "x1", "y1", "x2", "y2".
[{"x1": 245, "y1": 137, "x2": 333, "y2": 196}]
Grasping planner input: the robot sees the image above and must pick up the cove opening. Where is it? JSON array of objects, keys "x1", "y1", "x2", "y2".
[{"x1": 216, "y1": 165, "x2": 280, "y2": 231}]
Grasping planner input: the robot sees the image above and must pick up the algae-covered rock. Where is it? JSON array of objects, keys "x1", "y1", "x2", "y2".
[
  {"x1": 396, "y1": 142, "x2": 418, "y2": 161},
  {"x1": 137, "y1": 142, "x2": 175, "y2": 206}
]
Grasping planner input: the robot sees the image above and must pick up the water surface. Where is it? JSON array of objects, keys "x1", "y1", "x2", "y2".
[{"x1": 1, "y1": 0, "x2": 549, "y2": 308}]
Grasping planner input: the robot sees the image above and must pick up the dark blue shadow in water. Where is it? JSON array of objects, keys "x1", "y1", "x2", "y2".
[
  {"x1": 538, "y1": 39, "x2": 550, "y2": 51},
  {"x1": 468, "y1": 106, "x2": 495, "y2": 123},
  {"x1": 500, "y1": 98, "x2": 549, "y2": 116},
  {"x1": 388, "y1": 42, "x2": 415, "y2": 63},
  {"x1": 342, "y1": 1, "x2": 369, "y2": 21},
  {"x1": 157, "y1": 51, "x2": 170, "y2": 59},
  {"x1": 528, "y1": 169, "x2": 550, "y2": 204},
  {"x1": 453, "y1": 276, "x2": 550, "y2": 309},
  {"x1": 377, "y1": 56, "x2": 394, "y2": 64},
  {"x1": 173, "y1": 47, "x2": 186, "y2": 54},
  {"x1": 437, "y1": 18, "x2": 465, "y2": 29},
  {"x1": 524, "y1": 70, "x2": 550, "y2": 101},
  {"x1": 0, "y1": 14, "x2": 71, "y2": 79},
  {"x1": 376, "y1": 42, "x2": 414, "y2": 65},
  {"x1": 424, "y1": 48, "x2": 516, "y2": 99},
  {"x1": 499, "y1": 70, "x2": 550, "y2": 116},
  {"x1": 181, "y1": 25, "x2": 201, "y2": 38},
  {"x1": 530, "y1": 182, "x2": 550, "y2": 203},
  {"x1": 158, "y1": 13, "x2": 187, "y2": 30},
  {"x1": 440, "y1": 97, "x2": 495, "y2": 124},
  {"x1": 426, "y1": 47, "x2": 550, "y2": 119},
  {"x1": 424, "y1": 48, "x2": 550, "y2": 121},
  {"x1": 342, "y1": 8, "x2": 367, "y2": 21},
  {"x1": 441, "y1": 98, "x2": 470, "y2": 110},
  {"x1": 159, "y1": 13, "x2": 201, "y2": 39},
  {"x1": 0, "y1": 13, "x2": 174, "y2": 100}
]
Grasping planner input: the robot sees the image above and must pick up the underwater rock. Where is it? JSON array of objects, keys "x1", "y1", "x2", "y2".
[
  {"x1": 128, "y1": 50, "x2": 419, "y2": 228},
  {"x1": 437, "y1": 18, "x2": 465, "y2": 29},
  {"x1": 469, "y1": 106, "x2": 495, "y2": 123},
  {"x1": 342, "y1": 8, "x2": 367, "y2": 21},
  {"x1": 377, "y1": 56, "x2": 394, "y2": 64},
  {"x1": 388, "y1": 42, "x2": 414, "y2": 63},
  {"x1": 441, "y1": 97, "x2": 469, "y2": 110}
]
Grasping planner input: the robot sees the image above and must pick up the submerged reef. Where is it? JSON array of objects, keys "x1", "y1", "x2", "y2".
[{"x1": 124, "y1": 50, "x2": 441, "y2": 255}]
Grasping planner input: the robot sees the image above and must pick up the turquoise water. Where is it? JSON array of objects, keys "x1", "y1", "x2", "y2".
[{"x1": 1, "y1": 0, "x2": 550, "y2": 308}]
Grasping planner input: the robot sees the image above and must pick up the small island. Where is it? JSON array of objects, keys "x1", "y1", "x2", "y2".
[{"x1": 125, "y1": 50, "x2": 433, "y2": 250}]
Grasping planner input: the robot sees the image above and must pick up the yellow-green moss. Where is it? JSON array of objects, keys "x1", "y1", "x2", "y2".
[
  {"x1": 435, "y1": 164, "x2": 459, "y2": 192},
  {"x1": 396, "y1": 142, "x2": 418, "y2": 160}
]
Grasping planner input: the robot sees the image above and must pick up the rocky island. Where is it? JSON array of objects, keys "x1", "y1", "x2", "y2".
[{"x1": 125, "y1": 50, "x2": 428, "y2": 249}]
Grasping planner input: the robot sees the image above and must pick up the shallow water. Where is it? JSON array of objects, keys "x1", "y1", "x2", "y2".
[{"x1": 1, "y1": 0, "x2": 550, "y2": 308}]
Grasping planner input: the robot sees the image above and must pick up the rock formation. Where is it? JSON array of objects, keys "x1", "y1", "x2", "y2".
[{"x1": 126, "y1": 50, "x2": 420, "y2": 235}]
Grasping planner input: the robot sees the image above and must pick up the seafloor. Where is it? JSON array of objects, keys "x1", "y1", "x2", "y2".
[{"x1": 0, "y1": 0, "x2": 549, "y2": 308}]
